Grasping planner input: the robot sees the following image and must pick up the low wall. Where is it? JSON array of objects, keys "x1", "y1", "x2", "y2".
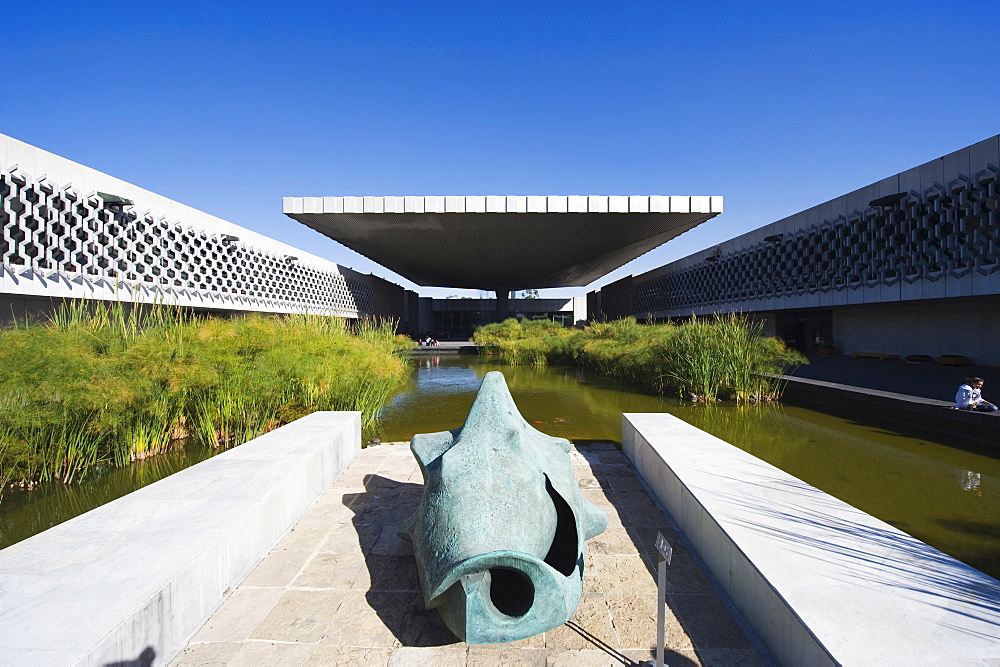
[
  {"x1": 778, "y1": 374, "x2": 1000, "y2": 444},
  {"x1": 623, "y1": 413, "x2": 1000, "y2": 665},
  {"x1": 0, "y1": 411, "x2": 361, "y2": 665}
]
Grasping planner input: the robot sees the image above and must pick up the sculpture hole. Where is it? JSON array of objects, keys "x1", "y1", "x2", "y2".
[
  {"x1": 489, "y1": 567, "x2": 534, "y2": 617},
  {"x1": 543, "y1": 475, "x2": 579, "y2": 576}
]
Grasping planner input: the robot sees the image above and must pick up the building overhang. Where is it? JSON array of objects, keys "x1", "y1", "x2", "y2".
[{"x1": 283, "y1": 195, "x2": 722, "y2": 291}]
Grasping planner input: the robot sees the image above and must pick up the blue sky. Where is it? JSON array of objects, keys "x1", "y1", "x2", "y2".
[{"x1": 3, "y1": 1, "x2": 998, "y2": 298}]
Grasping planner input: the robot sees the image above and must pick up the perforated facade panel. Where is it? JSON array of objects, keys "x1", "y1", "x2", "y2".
[
  {"x1": 1, "y1": 136, "x2": 375, "y2": 318},
  {"x1": 629, "y1": 136, "x2": 1000, "y2": 317}
]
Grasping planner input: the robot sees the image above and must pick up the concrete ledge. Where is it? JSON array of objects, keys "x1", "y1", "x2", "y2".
[
  {"x1": 411, "y1": 342, "x2": 479, "y2": 355},
  {"x1": 0, "y1": 411, "x2": 361, "y2": 665},
  {"x1": 776, "y1": 374, "x2": 1000, "y2": 444},
  {"x1": 623, "y1": 413, "x2": 1000, "y2": 665}
]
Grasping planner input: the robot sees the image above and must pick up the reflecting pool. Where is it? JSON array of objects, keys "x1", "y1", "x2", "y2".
[
  {"x1": 373, "y1": 355, "x2": 1000, "y2": 578},
  {"x1": 0, "y1": 442, "x2": 218, "y2": 549},
  {"x1": 2, "y1": 354, "x2": 998, "y2": 581}
]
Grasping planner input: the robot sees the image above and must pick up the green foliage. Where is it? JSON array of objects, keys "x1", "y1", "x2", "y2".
[
  {"x1": 473, "y1": 315, "x2": 805, "y2": 402},
  {"x1": 0, "y1": 303, "x2": 409, "y2": 490},
  {"x1": 473, "y1": 319, "x2": 576, "y2": 366}
]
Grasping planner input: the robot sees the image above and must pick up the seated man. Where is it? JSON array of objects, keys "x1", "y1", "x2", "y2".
[{"x1": 955, "y1": 377, "x2": 998, "y2": 412}]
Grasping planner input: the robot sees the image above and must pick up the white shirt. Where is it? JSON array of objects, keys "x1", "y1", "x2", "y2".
[{"x1": 955, "y1": 384, "x2": 982, "y2": 409}]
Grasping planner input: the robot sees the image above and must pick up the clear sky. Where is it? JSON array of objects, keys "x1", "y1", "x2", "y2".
[{"x1": 3, "y1": 1, "x2": 998, "y2": 299}]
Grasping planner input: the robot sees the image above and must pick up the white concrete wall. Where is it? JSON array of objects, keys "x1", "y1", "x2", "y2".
[
  {"x1": 0, "y1": 411, "x2": 361, "y2": 665},
  {"x1": 635, "y1": 135, "x2": 1000, "y2": 320},
  {"x1": 2, "y1": 135, "x2": 333, "y2": 269},
  {"x1": 2, "y1": 134, "x2": 370, "y2": 317},
  {"x1": 622, "y1": 412, "x2": 1000, "y2": 665},
  {"x1": 284, "y1": 195, "x2": 723, "y2": 216},
  {"x1": 571, "y1": 295, "x2": 587, "y2": 326}
]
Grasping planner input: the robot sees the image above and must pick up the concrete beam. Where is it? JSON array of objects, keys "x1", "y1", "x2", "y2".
[{"x1": 283, "y1": 195, "x2": 722, "y2": 290}]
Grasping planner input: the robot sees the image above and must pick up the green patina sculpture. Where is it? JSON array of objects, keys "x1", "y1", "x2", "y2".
[{"x1": 399, "y1": 371, "x2": 608, "y2": 644}]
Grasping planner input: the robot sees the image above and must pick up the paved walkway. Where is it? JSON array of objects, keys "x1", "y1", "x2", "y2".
[{"x1": 172, "y1": 443, "x2": 763, "y2": 666}]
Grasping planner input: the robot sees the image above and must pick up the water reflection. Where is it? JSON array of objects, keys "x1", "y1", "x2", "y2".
[
  {"x1": 0, "y1": 441, "x2": 218, "y2": 549},
  {"x1": 374, "y1": 356, "x2": 1000, "y2": 578},
  {"x1": 419, "y1": 356, "x2": 442, "y2": 369},
  {"x1": 959, "y1": 469, "x2": 983, "y2": 496},
  {"x1": 3, "y1": 355, "x2": 998, "y2": 580}
]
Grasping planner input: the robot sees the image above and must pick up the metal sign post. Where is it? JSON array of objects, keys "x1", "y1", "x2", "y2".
[{"x1": 644, "y1": 532, "x2": 673, "y2": 667}]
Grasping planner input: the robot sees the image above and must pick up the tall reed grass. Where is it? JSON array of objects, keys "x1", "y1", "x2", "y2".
[
  {"x1": 0, "y1": 302, "x2": 410, "y2": 491},
  {"x1": 474, "y1": 315, "x2": 805, "y2": 402},
  {"x1": 471, "y1": 318, "x2": 570, "y2": 365}
]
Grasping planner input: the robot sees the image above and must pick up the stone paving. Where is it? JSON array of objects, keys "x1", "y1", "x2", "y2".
[{"x1": 172, "y1": 443, "x2": 764, "y2": 666}]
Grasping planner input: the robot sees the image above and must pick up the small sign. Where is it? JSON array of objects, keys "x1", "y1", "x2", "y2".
[
  {"x1": 655, "y1": 531, "x2": 673, "y2": 565},
  {"x1": 646, "y1": 532, "x2": 673, "y2": 667}
]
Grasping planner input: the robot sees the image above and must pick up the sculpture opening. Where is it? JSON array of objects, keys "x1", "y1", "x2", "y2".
[
  {"x1": 489, "y1": 567, "x2": 534, "y2": 617},
  {"x1": 543, "y1": 475, "x2": 579, "y2": 577},
  {"x1": 398, "y1": 371, "x2": 609, "y2": 644}
]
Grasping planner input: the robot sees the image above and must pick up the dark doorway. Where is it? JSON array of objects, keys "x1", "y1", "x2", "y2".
[{"x1": 777, "y1": 310, "x2": 833, "y2": 351}]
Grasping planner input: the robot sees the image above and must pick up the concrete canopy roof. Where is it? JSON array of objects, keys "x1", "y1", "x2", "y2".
[{"x1": 283, "y1": 195, "x2": 722, "y2": 291}]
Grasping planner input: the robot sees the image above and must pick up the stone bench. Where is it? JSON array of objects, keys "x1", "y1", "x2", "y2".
[
  {"x1": 622, "y1": 413, "x2": 1000, "y2": 665},
  {"x1": 850, "y1": 352, "x2": 899, "y2": 360},
  {"x1": 0, "y1": 411, "x2": 360, "y2": 665}
]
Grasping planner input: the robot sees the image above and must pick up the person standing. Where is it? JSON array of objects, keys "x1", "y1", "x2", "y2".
[{"x1": 955, "y1": 377, "x2": 998, "y2": 412}]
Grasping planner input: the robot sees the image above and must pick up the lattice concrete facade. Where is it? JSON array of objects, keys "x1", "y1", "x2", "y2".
[
  {"x1": 633, "y1": 136, "x2": 1000, "y2": 316},
  {"x1": 596, "y1": 135, "x2": 1000, "y2": 364},
  {"x1": 1, "y1": 134, "x2": 375, "y2": 319}
]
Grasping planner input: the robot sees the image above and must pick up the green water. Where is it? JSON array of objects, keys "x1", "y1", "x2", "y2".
[
  {"x1": 2, "y1": 355, "x2": 998, "y2": 581},
  {"x1": 0, "y1": 442, "x2": 219, "y2": 549},
  {"x1": 374, "y1": 355, "x2": 1000, "y2": 578}
]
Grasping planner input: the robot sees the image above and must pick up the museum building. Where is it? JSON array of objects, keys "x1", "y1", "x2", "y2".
[
  {"x1": 1, "y1": 132, "x2": 722, "y2": 335},
  {"x1": 5, "y1": 130, "x2": 999, "y2": 365},
  {"x1": 590, "y1": 135, "x2": 1000, "y2": 366},
  {"x1": 281, "y1": 193, "x2": 722, "y2": 336}
]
